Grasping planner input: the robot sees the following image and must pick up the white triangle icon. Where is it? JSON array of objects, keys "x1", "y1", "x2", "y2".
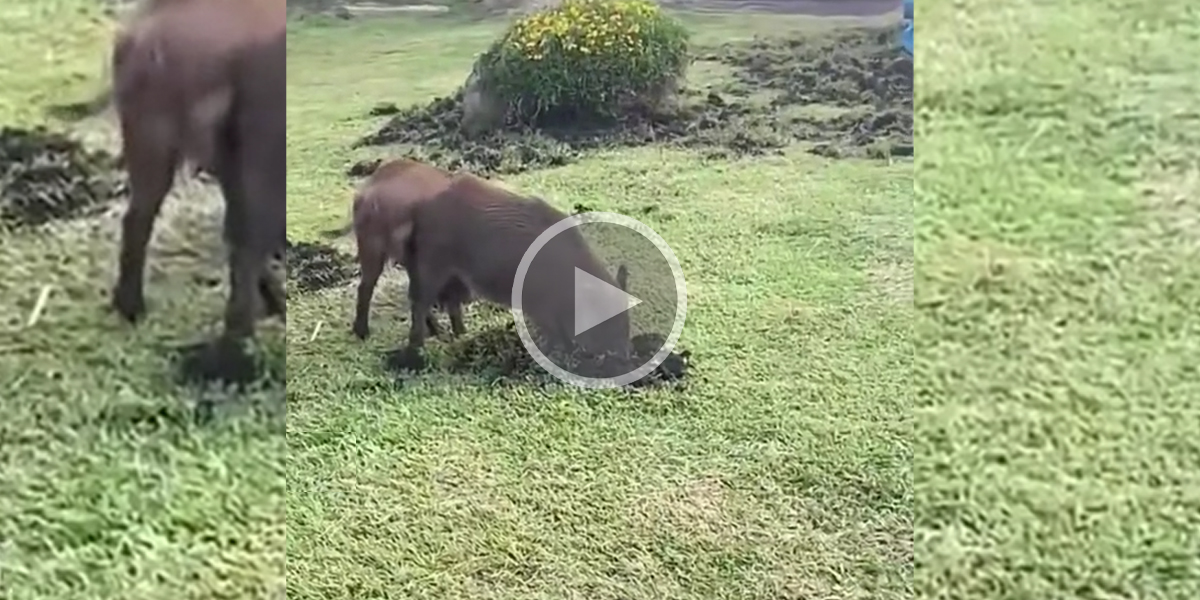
[{"x1": 574, "y1": 268, "x2": 642, "y2": 336}]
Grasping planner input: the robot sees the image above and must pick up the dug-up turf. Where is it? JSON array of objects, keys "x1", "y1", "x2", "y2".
[
  {"x1": 352, "y1": 27, "x2": 911, "y2": 177},
  {"x1": 1, "y1": 126, "x2": 125, "y2": 229},
  {"x1": 404, "y1": 325, "x2": 691, "y2": 389},
  {"x1": 284, "y1": 238, "x2": 359, "y2": 292}
]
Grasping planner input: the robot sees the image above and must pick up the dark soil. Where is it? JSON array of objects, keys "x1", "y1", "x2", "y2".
[
  {"x1": 284, "y1": 238, "x2": 359, "y2": 292},
  {"x1": 709, "y1": 28, "x2": 912, "y2": 158},
  {"x1": 421, "y1": 325, "x2": 691, "y2": 389},
  {"x1": 352, "y1": 27, "x2": 911, "y2": 177},
  {"x1": 0, "y1": 126, "x2": 126, "y2": 229}
]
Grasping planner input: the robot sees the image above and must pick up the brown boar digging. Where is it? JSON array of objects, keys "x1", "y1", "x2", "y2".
[{"x1": 391, "y1": 174, "x2": 633, "y2": 374}]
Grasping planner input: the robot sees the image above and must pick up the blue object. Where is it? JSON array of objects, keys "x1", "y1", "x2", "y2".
[
  {"x1": 903, "y1": 0, "x2": 913, "y2": 20},
  {"x1": 900, "y1": 0, "x2": 913, "y2": 56}
]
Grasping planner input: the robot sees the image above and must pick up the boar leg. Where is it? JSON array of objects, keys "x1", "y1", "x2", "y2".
[
  {"x1": 258, "y1": 263, "x2": 286, "y2": 320},
  {"x1": 445, "y1": 301, "x2": 466, "y2": 338},
  {"x1": 215, "y1": 96, "x2": 285, "y2": 348},
  {"x1": 402, "y1": 260, "x2": 455, "y2": 365},
  {"x1": 440, "y1": 278, "x2": 471, "y2": 337},
  {"x1": 112, "y1": 115, "x2": 179, "y2": 323},
  {"x1": 216, "y1": 160, "x2": 263, "y2": 346},
  {"x1": 353, "y1": 238, "x2": 387, "y2": 340},
  {"x1": 426, "y1": 314, "x2": 445, "y2": 338}
]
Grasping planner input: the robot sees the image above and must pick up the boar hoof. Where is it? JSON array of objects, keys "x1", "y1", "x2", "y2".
[{"x1": 112, "y1": 288, "x2": 146, "y2": 324}]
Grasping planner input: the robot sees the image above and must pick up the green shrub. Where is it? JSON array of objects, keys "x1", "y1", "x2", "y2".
[{"x1": 478, "y1": 0, "x2": 690, "y2": 124}]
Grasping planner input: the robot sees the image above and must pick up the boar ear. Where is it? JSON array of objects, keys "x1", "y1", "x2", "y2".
[{"x1": 616, "y1": 265, "x2": 629, "y2": 291}]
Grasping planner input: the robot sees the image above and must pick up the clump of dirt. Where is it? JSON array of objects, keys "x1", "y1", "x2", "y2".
[
  {"x1": 441, "y1": 325, "x2": 691, "y2": 388},
  {"x1": 284, "y1": 238, "x2": 358, "y2": 292},
  {"x1": 353, "y1": 27, "x2": 911, "y2": 177},
  {"x1": 0, "y1": 126, "x2": 126, "y2": 229},
  {"x1": 444, "y1": 323, "x2": 538, "y2": 379},
  {"x1": 368, "y1": 102, "x2": 401, "y2": 117}
]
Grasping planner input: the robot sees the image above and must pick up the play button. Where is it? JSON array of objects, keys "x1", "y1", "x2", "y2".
[
  {"x1": 574, "y1": 267, "x2": 642, "y2": 336},
  {"x1": 512, "y1": 211, "x2": 688, "y2": 389}
]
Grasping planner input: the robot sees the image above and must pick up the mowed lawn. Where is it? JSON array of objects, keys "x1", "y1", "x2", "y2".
[
  {"x1": 286, "y1": 12, "x2": 913, "y2": 600},
  {"x1": 916, "y1": 0, "x2": 1199, "y2": 598},
  {"x1": 0, "y1": 2, "x2": 285, "y2": 599}
]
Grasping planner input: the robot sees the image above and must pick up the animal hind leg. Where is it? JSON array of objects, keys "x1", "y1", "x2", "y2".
[
  {"x1": 441, "y1": 278, "x2": 471, "y2": 338},
  {"x1": 353, "y1": 239, "x2": 387, "y2": 340},
  {"x1": 112, "y1": 116, "x2": 179, "y2": 323},
  {"x1": 224, "y1": 237, "x2": 267, "y2": 344},
  {"x1": 401, "y1": 258, "x2": 454, "y2": 369},
  {"x1": 258, "y1": 263, "x2": 285, "y2": 320},
  {"x1": 215, "y1": 158, "x2": 262, "y2": 345},
  {"x1": 425, "y1": 311, "x2": 444, "y2": 339}
]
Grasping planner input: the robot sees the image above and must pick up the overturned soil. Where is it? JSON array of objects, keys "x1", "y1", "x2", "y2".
[
  {"x1": 284, "y1": 238, "x2": 359, "y2": 292},
  {"x1": 1, "y1": 126, "x2": 126, "y2": 229},
  {"x1": 397, "y1": 324, "x2": 692, "y2": 388},
  {"x1": 353, "y1": 28, "x2": 911, "y2": 177}
]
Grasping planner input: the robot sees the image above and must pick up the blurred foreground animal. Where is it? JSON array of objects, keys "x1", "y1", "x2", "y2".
[
  {"x1": 397, "y1": 174, "x2": 633, "y2": 371},
  {"x1": 110, "y1": 0, "x2": 285, "y2": 324},
  {"x1": 110, "y1": 0, "x2": 286, "y2": 380},
  {"x1": 347, "y1": 158, "x2": 474, "y2": 340}
]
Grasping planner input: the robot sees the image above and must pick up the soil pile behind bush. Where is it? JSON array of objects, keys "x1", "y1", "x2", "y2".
[
  {"x1": 353, "y1": 27, "x2": 912, "y2": 177},
  {"x1": 1, "y1": 126, "x2": 125, "y2": 229}
]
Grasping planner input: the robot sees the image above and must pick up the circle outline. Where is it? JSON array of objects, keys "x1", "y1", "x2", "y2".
[{"x1": 511, "y1": 211, "x2": 687, "y2": 389}]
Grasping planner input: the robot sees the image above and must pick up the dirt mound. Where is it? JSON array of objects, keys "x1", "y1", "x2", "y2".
[
  {"x1": 711, "y1": 28, "x2": 912, "y2": 157},
  {"x1": 431, "y1": 325, "x2": 691, "y2": 388},
  {"x1": 353, "y1": 27, "x2": 911, "y2": 177},
  {"x1": 351, "y1": 93, "x2": 579, "y2": 176},
  {"x1": 1, "y1": 126, "x2": 126, "y2": 229},
  {"x1": 284, "y1": 238, "x2": 358, "y2": 292}
]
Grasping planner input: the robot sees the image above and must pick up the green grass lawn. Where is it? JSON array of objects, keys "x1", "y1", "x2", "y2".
[
  {"x1": 286, "y1": 12, "x2": 913, "y2": 600},
  {"x1": 915, "y1": 0, "x2": 1200, "y2": 597},
  {"x1": 0, "y1": 1, "x2": 285, "y2": 599}
]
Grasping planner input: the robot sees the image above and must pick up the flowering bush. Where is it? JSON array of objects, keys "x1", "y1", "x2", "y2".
[{"x1": 476, "y1": 0, "x2": 690, "y2": 124}]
